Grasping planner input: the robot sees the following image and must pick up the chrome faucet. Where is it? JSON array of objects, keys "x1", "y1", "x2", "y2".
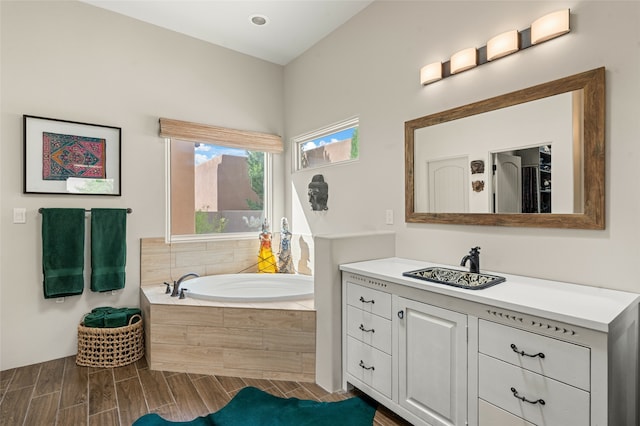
[
  {"x1": 460, "y1": 247, "x2": 481, "y2": 274},
  {"x1": 171, "y1": 272, "x2": 199, "y2": 297}
]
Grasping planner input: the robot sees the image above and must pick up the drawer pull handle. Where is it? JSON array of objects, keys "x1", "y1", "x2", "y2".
[
  {"x1": 359, "y1": 296, "x2": 375, "y2": 304},
  {"x1": 359, "y1": 360, "x2": 375, "y2": 371},
  {"x1": 510, "y1": 343, "x2": 545, "y2": 359},
  {"x1": 511, "y1": 387, "x2": 545, "y2": 405},
  {"x1": 398, "y1": 310, "x2": 404, "y2": 319},
  {"x1": 359, "y1": 324, "x2": 375, "y2": 333}
]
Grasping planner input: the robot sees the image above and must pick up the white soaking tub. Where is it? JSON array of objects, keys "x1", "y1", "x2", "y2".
[{"x1": 182, "y1": 273, "x2": 313, "y2": 302}]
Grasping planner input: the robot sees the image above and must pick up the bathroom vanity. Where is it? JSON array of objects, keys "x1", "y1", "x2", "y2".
[{"x1": 340, "y1": 258, "x2": 639, "y2": 426}]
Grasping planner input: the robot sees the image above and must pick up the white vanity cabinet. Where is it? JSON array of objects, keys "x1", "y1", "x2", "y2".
[
  {"x1": 478, "y1": 319, "x2": 590, "y2": 426},
  {"x1": 341, "y1": 258, "x2": 640, "y2": 426},
  {"x1": 342, "y1": 275, "x2": 469, "y2": 426},
  {"x1": 344, "y1": 282, "x2": 393, "y2": 398},
  {"x1": 396, "y1": 297, "x2": 468, "y2": 426}
]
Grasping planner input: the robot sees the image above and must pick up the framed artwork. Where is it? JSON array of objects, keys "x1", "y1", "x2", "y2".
[{"x1": 23, "y1": 115, "x2": 121, "y2": 195}]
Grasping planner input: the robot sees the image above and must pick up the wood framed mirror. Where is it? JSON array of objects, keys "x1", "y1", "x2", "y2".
[{"x1": 405, "y1": 67, "x2": 605, "y2": 229}]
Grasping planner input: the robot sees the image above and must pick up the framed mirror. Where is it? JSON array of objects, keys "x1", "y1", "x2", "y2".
[{"x1": 405, "y1": 67, "x2": 605, "y2": 229}]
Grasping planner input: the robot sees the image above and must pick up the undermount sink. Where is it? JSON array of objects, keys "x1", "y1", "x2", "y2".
[{"x1": 402, "y1": 267, "x2": 506, "y2": 290}]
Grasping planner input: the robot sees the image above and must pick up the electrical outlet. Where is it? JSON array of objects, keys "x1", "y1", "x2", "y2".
[
  {"x1": 13, "y1": 208, "x2": 26, "y2": 224},
  {"x1": 385, "y1": 209, "x2": 394, "y2": 225}
]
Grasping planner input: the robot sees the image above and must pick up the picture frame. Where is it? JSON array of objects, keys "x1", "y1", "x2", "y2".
[{"x1": 23, "y1": 115, "x2": 121, "y2": 195}]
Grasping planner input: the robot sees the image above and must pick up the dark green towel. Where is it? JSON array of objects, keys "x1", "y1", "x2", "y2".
[
  {"x1": 82, "y1": 307, "x2": 141, "y2": 328},
  {"x1": 42, "y1": 208, "x2": 86, "y2": 299},
  {"x1": 91, "y1": 208, "x2": 127, "y2": 292}
]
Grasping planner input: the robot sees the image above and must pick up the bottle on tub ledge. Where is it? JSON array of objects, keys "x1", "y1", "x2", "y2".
[
  {"x1": 277, "y1": 217, "x2": 294, "y2": 274},
  {"x1": 258, "y1": 218, "x2": 278, "y2": 273}
]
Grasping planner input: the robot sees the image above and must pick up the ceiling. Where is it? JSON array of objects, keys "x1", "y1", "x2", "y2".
[{"x1": 81, "y1": 1, "x2": 374, "y2": 65}]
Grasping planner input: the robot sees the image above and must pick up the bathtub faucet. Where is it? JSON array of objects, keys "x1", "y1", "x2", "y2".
[{"x1": 171, "y1": 272, "x2": 199, "y2": 297}]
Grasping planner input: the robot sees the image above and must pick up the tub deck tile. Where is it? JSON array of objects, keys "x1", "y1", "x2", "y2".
[
  {"x1": 263, "y1": 329, "x2": 316, "y2": 352},
  {"x1": 150, "y1": 325, "x2": 189, "y2": 345},
  {"x1": 223, "y1": 349, "x2": 302, "y2": 374},
  {"x1": 186, "y1": 326, "x2": 264, "y2": 349},
  {"x1": 151, "y1": 344, "x2": 225, "y2": 369},
  {"x1": 153, "y1": 305, "x2": 224, "y2": 327},
  {"x1": 223, "y1": 308, "x2": 304, "y2": 330}
]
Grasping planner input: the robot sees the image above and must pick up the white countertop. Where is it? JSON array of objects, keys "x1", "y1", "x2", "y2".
[{"x1": 340, "y1": 257, "x2": 640, "y2": 332}]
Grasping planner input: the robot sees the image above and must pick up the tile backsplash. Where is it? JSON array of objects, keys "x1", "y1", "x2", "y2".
[{"x1": 140, "y1": 235, "x2": 314, "y2": 286}]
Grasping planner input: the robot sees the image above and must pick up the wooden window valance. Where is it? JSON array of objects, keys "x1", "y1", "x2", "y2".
[{"x1": 159, "y1": 117, "x2": 283, "y2": 153}]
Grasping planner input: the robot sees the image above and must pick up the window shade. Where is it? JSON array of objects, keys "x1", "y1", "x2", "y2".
[{"x1": 159, "y1": 117, "x2": 283, "y2": 153}]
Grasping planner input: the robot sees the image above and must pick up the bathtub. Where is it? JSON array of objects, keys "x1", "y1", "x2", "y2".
[
  {"x1": 182, "y1": 273, "x2": 314, "y2": 302},
  {"x1": 141, "y1": 273, "x2": 316, "y2": 381}
]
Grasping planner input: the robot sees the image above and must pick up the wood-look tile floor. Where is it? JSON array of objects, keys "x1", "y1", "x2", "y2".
[{"x1": 0, "y1": 356, "x2": 411, "y2": 426}]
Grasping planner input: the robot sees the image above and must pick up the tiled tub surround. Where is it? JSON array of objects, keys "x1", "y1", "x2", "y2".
[
  {"x1": 140, "y1": 237, "x2": 316, "y2": 382},
  {"x1": 141, "y1": 287, "x2": 316, "y2": 382},
  {"x1": 140, "y1": 236, "x2": 314, "y2": 286}
]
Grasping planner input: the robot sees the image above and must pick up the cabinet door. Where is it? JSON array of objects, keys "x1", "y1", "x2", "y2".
[{"x1": 397, "y1": 296, "x2": 467, "y2": 426}]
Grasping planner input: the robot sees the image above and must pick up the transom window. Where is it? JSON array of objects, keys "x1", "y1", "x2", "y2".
[{"x1": 293, "y1": 117, "x2": 359, "y2": 171}]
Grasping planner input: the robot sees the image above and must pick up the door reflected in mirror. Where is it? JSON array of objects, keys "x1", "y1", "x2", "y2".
[
  {"x1": 405, "y1": 67, "x2": 604, "y2": 229},
  {"x1": 492, "y1": 144, "x2": 560, "y2": 214}
]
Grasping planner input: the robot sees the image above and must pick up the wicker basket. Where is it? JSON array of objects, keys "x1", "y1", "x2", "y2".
[{"x1": 76, "y1": 314, "x2": 144, "y2": 368}]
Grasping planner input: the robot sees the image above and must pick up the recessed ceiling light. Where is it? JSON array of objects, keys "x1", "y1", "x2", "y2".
[{"x1": 249, "y1": 14, "x2": 269, "y2": 26}]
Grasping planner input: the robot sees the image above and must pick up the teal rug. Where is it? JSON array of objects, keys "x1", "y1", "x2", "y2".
[{"x1": 133, "y1": 386, "x2": 377, "y2": 426}]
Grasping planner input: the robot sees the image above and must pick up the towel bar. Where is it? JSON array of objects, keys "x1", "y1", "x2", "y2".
[{"x1": 38, "y1": 208, "x2": 132, "y2": 214}]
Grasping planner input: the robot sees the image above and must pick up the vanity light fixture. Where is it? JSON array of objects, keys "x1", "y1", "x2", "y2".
[
  {"x1": 420, "y1": 8, "x2": 570, "y2": 85},
  {"x1": 420, "y1": 62, "x2": 443, "y2": 85},
  {"x1": 486, "y1": 29, "x2": 519, "y2": 61},
  {"x1": 450, "y1": 48, "x2": 478, "y2": 74},
  {"x1": 531, "y1": 9, "x2": 570, "y2": 44}
]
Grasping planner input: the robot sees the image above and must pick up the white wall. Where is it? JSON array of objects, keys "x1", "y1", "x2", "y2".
[
  {"x1": 285, "y1": 1, "x2": 640, "y2": 291},
  {"x1": 0, "y1": 1, "x2": 284, "y2": 370}
]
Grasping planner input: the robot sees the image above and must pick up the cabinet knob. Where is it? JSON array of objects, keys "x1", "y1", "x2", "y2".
[{"x1": 397, "y1": 310, "x2": 404, "y2": 319}]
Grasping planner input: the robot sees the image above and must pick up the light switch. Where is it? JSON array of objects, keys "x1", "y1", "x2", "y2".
[
  {"x1": 385, "y1": 209, "x2": 394, "y2": 225},
  {"x1": 13, "y1": 208, "x2": 26, "y2": 224}
]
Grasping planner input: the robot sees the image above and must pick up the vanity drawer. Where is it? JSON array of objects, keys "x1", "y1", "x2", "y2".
[
  {"x1": 346, "y1": 336, "x2": 392, "y2": 398},
  {"x1": 479, "y1": 319, "x2": 590, "y2": 391},
  {"x1": 479, "y1": 354, "x2": 589, "y2": 426},
  {"x1": 346, "y1": 283, "x2": 392, "y2": 319},
  {"x1": 346, "y1": 305, "x2": 392, "y2": 354},
  {"x1": 479, "y1": 399, "x2": 535, "y2": 426}
]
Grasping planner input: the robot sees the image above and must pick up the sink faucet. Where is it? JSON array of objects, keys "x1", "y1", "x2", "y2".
[
  {"x1": 171, "y1": 272, "x2": 199, "y2": 297},
  {"x1": 460, "y1": 247, "x2": 481, "y2": 274}
]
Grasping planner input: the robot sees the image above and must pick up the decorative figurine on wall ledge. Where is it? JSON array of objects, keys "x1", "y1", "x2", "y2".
[
  {"x1": 277, "y1": 217, "x2": 294, "y2": 274},
  {"x1": 308, "y1": 174, "x2": 328, "y2": 211},
  {"x1": 257, "y1": 218, "x2": 278, "y2": 273}
]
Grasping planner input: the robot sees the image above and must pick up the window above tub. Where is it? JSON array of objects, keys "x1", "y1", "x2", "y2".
[{"x1": 160, "y1": 118, "x2": 282, "y2": 242}]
